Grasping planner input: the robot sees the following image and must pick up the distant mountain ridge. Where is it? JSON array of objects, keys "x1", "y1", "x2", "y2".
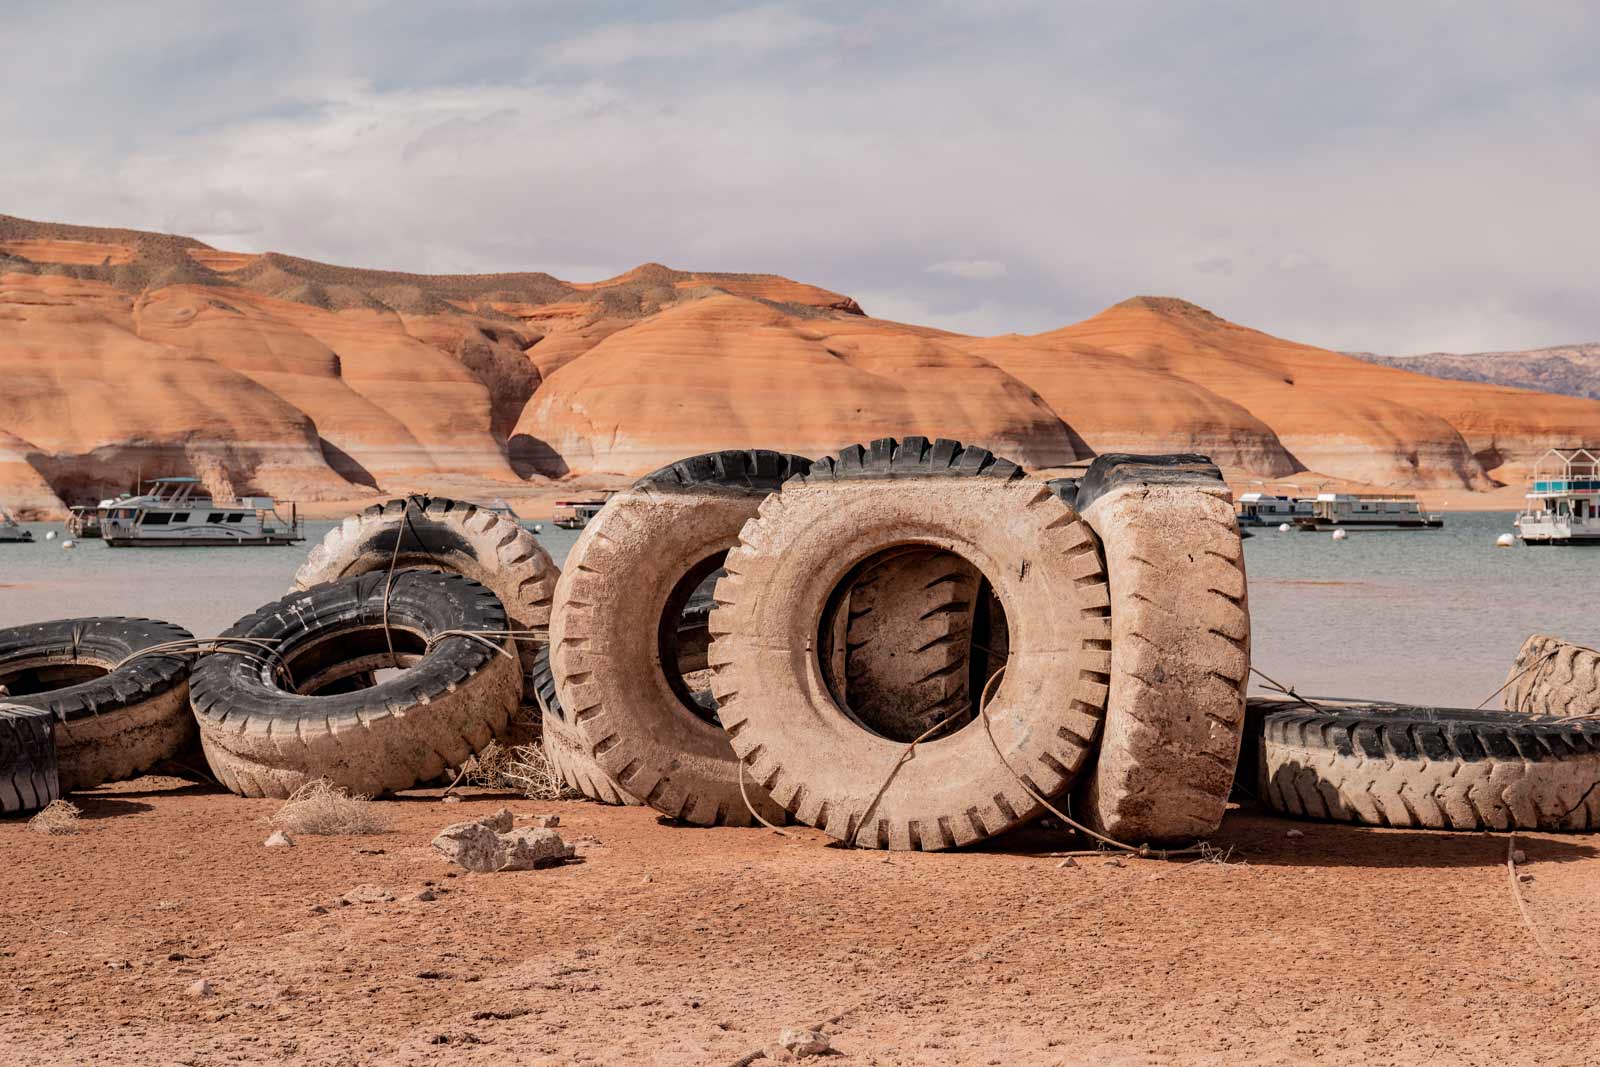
[{"x1": 1348, "y1": 344, "x2": 1600, "y2": 401}]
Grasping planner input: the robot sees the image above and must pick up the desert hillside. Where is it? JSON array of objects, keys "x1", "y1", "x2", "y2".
[
  {"x1": 1350, "y1": 344, "x2": 1600, "y2": 401},
  {"x1": 2, "y1": 214, "x2": 1597, "y2": 518}
]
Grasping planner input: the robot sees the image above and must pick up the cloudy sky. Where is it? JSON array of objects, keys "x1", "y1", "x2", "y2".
[{"x1": 4, "y1": 1, "x2": 1597, "y2": 353}]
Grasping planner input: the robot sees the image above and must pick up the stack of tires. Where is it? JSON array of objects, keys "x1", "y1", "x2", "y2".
[{"x1": 544, "y1": 439, "x2": 1254, "y2": 849}]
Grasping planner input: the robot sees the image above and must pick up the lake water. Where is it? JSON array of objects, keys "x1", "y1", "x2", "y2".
[{"x1": 0, "y1": 511, "x2": 1588, "y2": 709}]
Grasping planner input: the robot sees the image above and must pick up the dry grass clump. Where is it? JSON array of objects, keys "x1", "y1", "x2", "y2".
[
  {"x1": 504, "y1": 743, "x2": 582, "y2": 801},
  {"x1": 453, "y1": 740, "x2": 515, "y2": 789},
  {"x1": 28, "y1": 799, "x2": 82, "y2": 835},
  {"x1": 270, "y1": 780, "x2": 390, "y2": 836}
]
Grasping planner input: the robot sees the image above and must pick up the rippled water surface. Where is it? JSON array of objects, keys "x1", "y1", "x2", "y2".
[{"x1": 1, "y1": 511, "x2": 1590, "y2": 708}]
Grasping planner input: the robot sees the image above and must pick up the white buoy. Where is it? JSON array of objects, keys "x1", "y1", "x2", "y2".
[
  {"x1": 532, "y1": 523, "x2": 543, "y2": 534},
  {"x1": 61, "y1": 539, "x2": 76, "y2": 550},
  {"x1": 1331, "y1": 529, "x2": 1347, "y2": 541},
  {"x1": 44, "y1": 530, "x2": 57, "y2": 541},
  {"x1": 1278, "y1": 523, "x2": 1291, "y2": 533},
  {"x1": 1496, "y1": 533, "x2": 1515, "y2": 548}
]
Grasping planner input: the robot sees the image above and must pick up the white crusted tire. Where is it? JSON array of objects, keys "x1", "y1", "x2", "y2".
[
  {"x1": 0, "y1": 617, "x2": 196, "y2": 792},
  {"x1": 1503, "y1": 634, "x2": 1600, "y2": 717},
  {"x1": 0, "y1": 703, "x2": 58, "y2": 815},
  {"x1": 821, "y1": 547, "x2": 983, "y2": 743},
  {"x1": 293, "y1": 496, "x2": 558, "y2": 708},
  {"x1": 710, "y1": 437, "x2": 1112, "y2": 850},
  {"x1": 190, "y1": 572, "x2": 520, "y2": 798},
  {"x1": 1069, "y1": 454, "x2": 1250, "y2": 845},
  {"x1": 529, "y1": 645, "x2": 641, "y2": 806},
  {"x1": 1256, "y1": 697, "x2": 1600, "y2": 831},
  {"x1": 550, "y1": 450, "x2": 811, "y2": 827}
]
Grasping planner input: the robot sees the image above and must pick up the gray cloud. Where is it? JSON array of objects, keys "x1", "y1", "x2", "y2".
[{"x1": 2, "y1": 2, "x2": 1598, "y2": 353}]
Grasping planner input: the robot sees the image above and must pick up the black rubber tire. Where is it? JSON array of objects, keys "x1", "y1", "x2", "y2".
[
  {"x1": 191, "y1": 571, "x2": 521, "y2": 798},
  {"x1": 530, "y1": 645, "x2": 641, "y2": 806},
  {"x1": 0, "y1": 703, "x2": 59, "y2": 815},
  {"x1": 1255, "y1": 697, "x2": 1600, "y2": 831},
  {"x1": 293, "y1": 496, "x2": 559, "y2": 711},
  {"x1": 550, "y1": 449, "x2": 811, "y2": 827},
  {"x1": 0, "y1": 617, "x2": 196, "y2": 791},
  {"x1": 1503, "y1": 634, "x2": 1600, "y2": 717},
  {"x1": 711, "y1": 436, "x2": 1113, "y2": 850}
]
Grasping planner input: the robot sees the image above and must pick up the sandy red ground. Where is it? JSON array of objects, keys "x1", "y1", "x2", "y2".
[{"x1": 2, "y1": 778, "x2": 1597, "y2": 1067}]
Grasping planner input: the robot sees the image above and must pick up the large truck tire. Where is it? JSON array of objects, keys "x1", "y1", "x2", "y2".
[
  {"x1": 1503, "y1": 634, "x2": 1600, "y2": 717},
  {"x1": 190, "y1": 572, "x2": 520, "y2": 798},
  {"x1": 1255, "y1": 697, "x2": 1600, "y2": 831},
  {"x1": 0, "y1": 703, "x2": 59, "y2": 815},
  {"x1": 1068, "y1": 454, "x2": 1250, "y2": 845},
  {"x1": 710, "y1": 437, "x2": 1113, "y2": 850},
  {"x1": 529, "y1": 646, "x2": 641, "y2": 806},
  {"x1": 293, "y1": 496, "x2": 558, "y2": 711},
  {"x1": 549, "y1": 450, "x2": 810, "y2": 827},
  {"x1": 0, "y1": 617, "x2": 196, "y2": 791}
]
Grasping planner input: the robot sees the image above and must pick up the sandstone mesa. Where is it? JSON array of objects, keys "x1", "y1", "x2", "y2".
[{"x1": 2, "y1": 213, "x2": 1596, "y2": 519}]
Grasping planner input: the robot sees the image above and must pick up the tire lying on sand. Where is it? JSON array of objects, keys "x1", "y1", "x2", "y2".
[
  {"x1": 710, "y1": 437, "x2": 1113, "y2": 850},
  {"x1": 1503, "y1": 634, "x2": 1600, "y2": 717},
  {"x1": 1254, "y1": 697, "x2": 1600, "y2": 831},
  {"x1": 529, "y1": 646, "x2": 642, "y2": 806},
  {"x1": 191, "y1": 571, "x2": 521, "y2": 799},
  {"x1": 1065, "y1": 454, "x2": 1250, "y2": 846},
  {"x1": 0, "y1": 617, "x2": 196, "y2": 792},
  {"x1": 550, "y1": 449, "x2": 812, "y2": 827},
  {"x1": 293, "y1": 496, "x2": 559, "y2": 713},
  {"x1": 0, "y1": 703, "x2": 59, "y2": 816}
]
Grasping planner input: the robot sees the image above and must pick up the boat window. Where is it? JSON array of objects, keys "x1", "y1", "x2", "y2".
[
  {"x1": 227, "y1": 513, "x2": 246, "y2": 523},
  {"x1": 143, "y1": 512, "x2": 171, "y2": 525},
  {"x1": 170, "y1": 513, "x2": 188, "y2": 523},
  {"x1": 207, "y1": 513, "x2": 224, "y2": 523}
]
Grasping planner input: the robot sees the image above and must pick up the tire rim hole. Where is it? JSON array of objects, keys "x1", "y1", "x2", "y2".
[
  {"x1": 0, "y1": 658, "x2": 113, "y2": 696},
  {"x1": 658, "y1": 552, "x2": 727, "y2": 726},
  {"x1": 277, "y1": 625, "x2": 430, "y2": 696},
  {"x1": 817, "y1": 546, "x2": 1010, "y2": 745}
]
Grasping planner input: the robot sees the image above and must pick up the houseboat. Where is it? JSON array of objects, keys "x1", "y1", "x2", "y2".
[
  {"x1": 552, "y1": 496, "x2": 613, "y2": 530},
  {"x1": 0, "y1": 512, "x2": 32, "y2": 543},
  {"x1": 1515, "y1": 448, "x2": 1600, "y2": 545},
  {"x1": 100, "y1": 477, "x2": 303, "y2": 547},
  {"x1": 1235, "y1": 492, "x2": 1314, "y2": 526},
  {"x1": 1293, "y1": 493, "x2": 1442, "y2": 531},
  {"x1": 65, "y1": 505, "x2": 103, "y2": 539}
]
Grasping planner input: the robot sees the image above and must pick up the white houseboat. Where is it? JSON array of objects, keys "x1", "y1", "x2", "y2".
[
  {"x1": 0, "y1": 511, "x2": 32, "y2": 543},
  {"x1": 1516, "y1": 448, "x2": 1600, "y2": 546},
  {"x1": 552, "y1": 496, "x2": 613, "y2": 530},
  {"x1": 1235, "y1": 492, "x2": 1314, "y2": 527},
  {"x1": 1293, "y1": 492, "x2": 1442, "y2": 531},
  {"x1": 100, "y1": 477, "x2": 303, "y2": 547}
]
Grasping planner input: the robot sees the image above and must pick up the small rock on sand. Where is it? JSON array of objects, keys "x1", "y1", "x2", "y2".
[
  {"x1": 1512, "y1": 849, "x2": 1527, "y2": 864},
  {"x1": 499, "y1": 828, "x2": 576, "y2": 871},
  {"x1": 1285, "y1": 829, "x2": 1305, "y2": 839},
  {"x1": 526, "y1": 814, "x2": 559, "y2": 828},
  {"x1": 342, "y1": 885, "x2": 395, "y2": 905},
  {"x1": 188, "y1": 979, "x2": 215, "y2": 998},
  {"x1": 264, "y1": 831, "x2": 293, "y2": 848},
  {"x1": 433, "y1": 817, "x2": 574, "y2": 873},
  {"x1": 778, "y1": 1028, "x2": 832, "y2": 1057},
  {"x1": 1057, "y1": 857, "x2": 1077, "y2": 869}
]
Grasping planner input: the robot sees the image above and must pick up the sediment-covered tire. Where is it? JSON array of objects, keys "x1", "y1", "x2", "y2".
[
  {"x1": 710, "y1": 437, "x2": 1113, "y2": 850},
  {"x1": 0, "y1": 617, "x2": 196, "y2": 791},
  {"x1": 821, "y1": 545, "x2": 983, "y2": 743},
  {"x1": 191, "y1": 571, "x2": 520, "y2": 798},
  {"x1": 550, "y1": 449, "x2": 811, "y2": 827},
  {"x1": 1255, "y1": 697, "x2": 1600, "y2": 831},
  {"x1": 1070, "y1": 454, "x2": 1250, "y2": 845},
  {"x1": 1503, "y1": 634, "x2": 1600, "y2": 717},
  {"x1": 0, "y1": 703, "x2": 58, "y2": 815},
  {"x1": 530, "y1": 646, "x2": 641, "y2": 806},
  {"x1": 293, "y1": 496, "x2": 558, "y2": 708}
]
